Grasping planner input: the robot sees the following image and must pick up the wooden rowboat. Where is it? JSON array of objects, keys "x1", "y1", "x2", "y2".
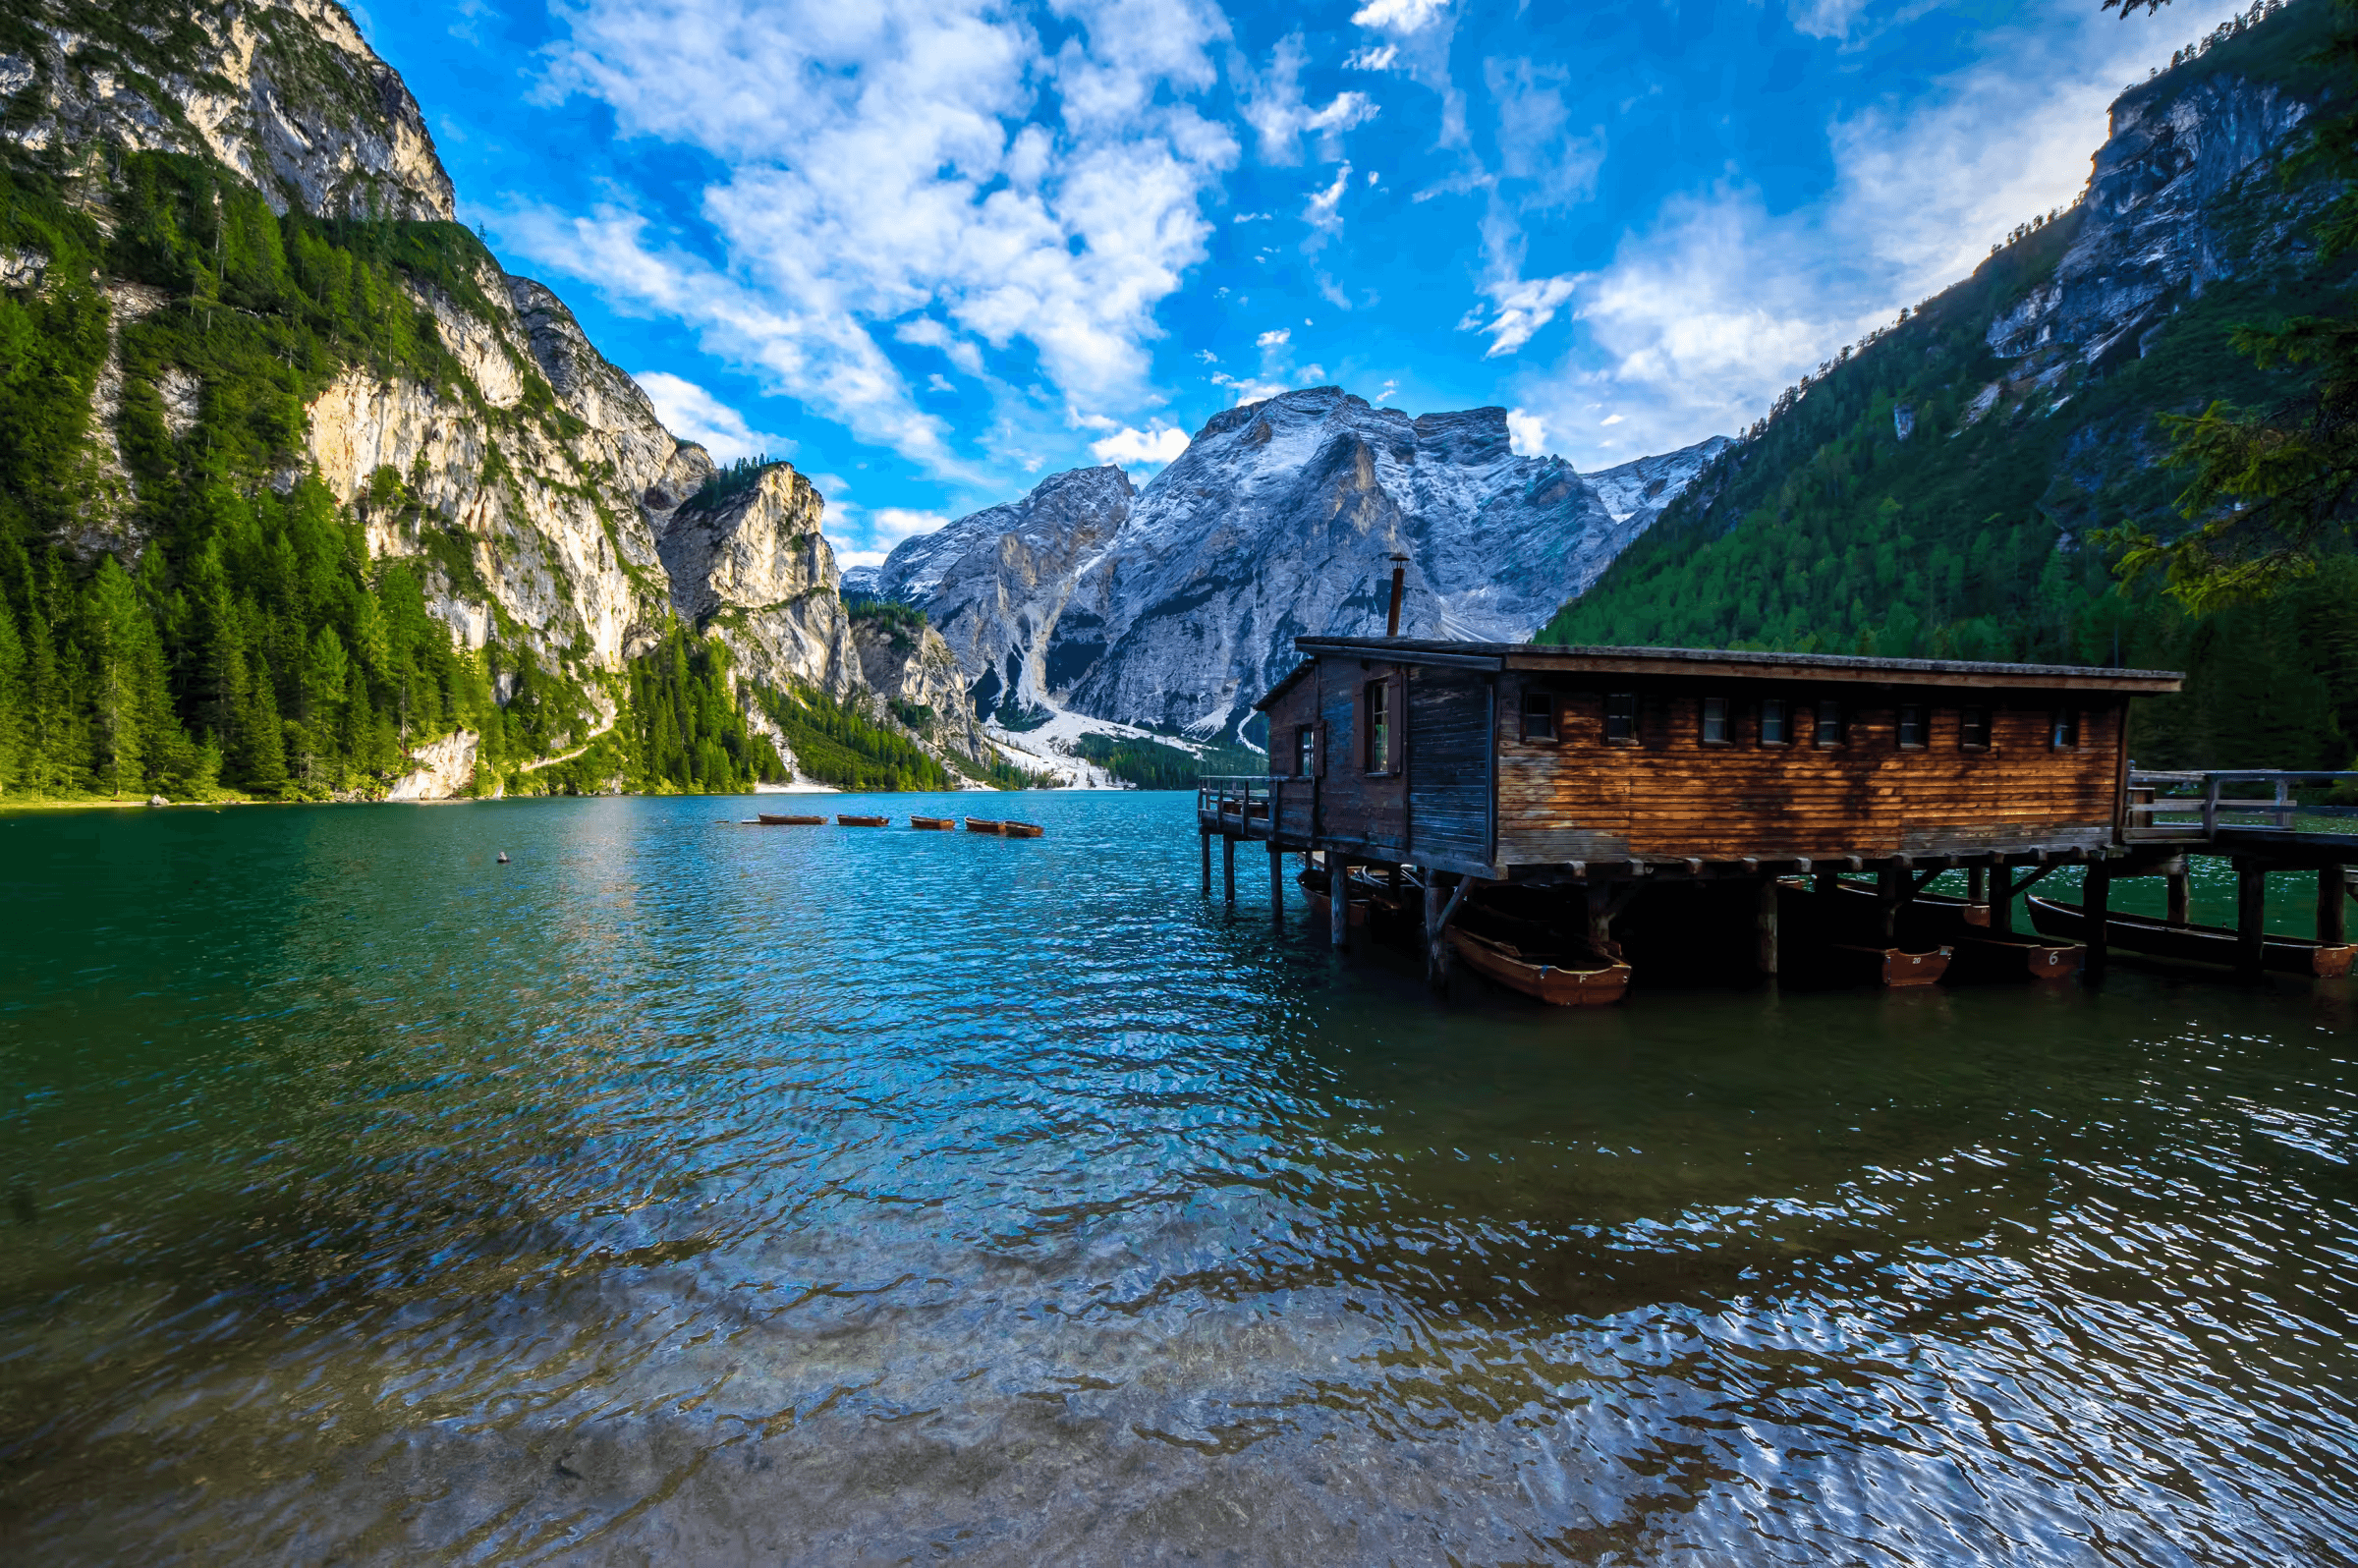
[
  {"x1": 757, "y1": 812, "x2": 825, "y2": 825},
  {"x1": 1834, "y1": 884, "x2": 2080, "y2": 982},
  {"x1": 1445, "y1": 926, "x2": 1631, "y2": 1006},
  {"x1": 1829, "y1": 943, "x2": 1954, "y2": 987},
  {"x1": 837, "y1": 814, "x2": 890, "y2": 827},
  {"x1": 1003, "y1": 821, "x2": 1045, "y2": 838},
  {"x1": 965, "y1": 817, "x2": 1007, "y2": 834},
  {"x1": 2027, "y1": 895, "x2": 2356, "y2": 979},
  {"x1": 910, "y1": 815, "x2": 957, "y2": 830}
]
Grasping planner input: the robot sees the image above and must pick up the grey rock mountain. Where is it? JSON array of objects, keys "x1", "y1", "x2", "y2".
[
  {"x1": 3, "y1": 0, "x2": 456, "y2": 221},
  {"x1": 875, "y1": 389, "x2": 1729, "y2": 739},
  {"x1": 1987, "y1": 67, "x2": 2315, "y2": 364}
]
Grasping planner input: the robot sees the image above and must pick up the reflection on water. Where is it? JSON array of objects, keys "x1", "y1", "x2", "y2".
[{"x1": 2, "y1": 794, "x2": 2355, "y2": 1564}]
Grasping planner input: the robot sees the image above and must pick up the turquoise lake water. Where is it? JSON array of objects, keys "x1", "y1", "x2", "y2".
[{"x1": 2, "y1": 791, "x2": 2354, "y2": 1564}]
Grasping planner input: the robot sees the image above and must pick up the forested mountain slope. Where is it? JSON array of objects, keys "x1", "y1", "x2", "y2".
[
  {"x1": 1541, "y1": 0, "x2": 2357, "y2": 771},
  {"x1": 0, "y1": 0, "x2": 993, "y2": 801}
]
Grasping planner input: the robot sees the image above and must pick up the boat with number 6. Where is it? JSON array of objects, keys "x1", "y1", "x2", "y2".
[{"x1": 2027, "y1": 894, "x2": 2355, "y2": 978}]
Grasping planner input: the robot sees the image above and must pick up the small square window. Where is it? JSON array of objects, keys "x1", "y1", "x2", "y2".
[
  {"x1": 1897, "y1": 703, "x2": 1926, "y2": 748},
  {"x1": 1521, "y1": 690, "x2": 1557, "y2": 742},
  {"x1": 1760, "y1": 698, "x2": 1788, "y2": 745},
  {"x1": 1960, "y1": 706, "x2": 1991, "y2": 749},
  {"x1": 2051, "y1": 708, "x2": 2079, "y2": 749},
  {"x1": 1814, "y1": 704, "x2": 1845, "y2": 746},
  {"x1": 1604, "y1": 692, "x2": 1639, "y2": 743},
  {"x1": 1296, "y1": 725, "x2": 1316, "y2": 776},
  {"x1": 1701, "y1": 696, "x2": 1730, "y2": 744}
]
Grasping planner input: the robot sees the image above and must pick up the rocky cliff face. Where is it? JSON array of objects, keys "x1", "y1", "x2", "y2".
[
  {"x1": 1989, "y1": 64, "x2": 2316, "y2": 364},
  {"x1": 308, "y1": 269, "x2": 700, "y2": 689},
  {"x1": 657, "y1": 465, "x2": 861, "y2": 699},
  {"x1": 876, "y1": 389, "x2": 1728, "y2": 738},
  {"x1": 1, "y1": 0, "x2": 455, "y2": 221}
]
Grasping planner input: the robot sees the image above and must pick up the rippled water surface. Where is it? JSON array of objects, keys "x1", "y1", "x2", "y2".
[{"x1": 4, "y1": 793, "x2": 2357, "y2": 1565}]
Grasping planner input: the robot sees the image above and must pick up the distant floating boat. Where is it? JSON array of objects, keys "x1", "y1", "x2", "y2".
[
  {"x1": 2029, "y1": 894, "x2": 2355, "y2": 978},
  {"x1": 910, "y1": 815, "x2": 957, "y2": 830},
  {"x1": 837, "y1": 814, "x2": 891, "y2": 827},
  {"x1": 964, "y1": 817, "x2": 1007, "y2": 834},
  {"x1": 1003, "y1": 821, "x2": 1045, "y2": 838},
  {"x1": 758, "y1": 812, "x2": 825, "y2": 825}
]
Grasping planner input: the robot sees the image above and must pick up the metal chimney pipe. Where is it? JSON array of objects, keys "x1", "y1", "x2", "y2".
[{"x1": 1385, "y1": 554, "x2": 1409, "y2": 637}]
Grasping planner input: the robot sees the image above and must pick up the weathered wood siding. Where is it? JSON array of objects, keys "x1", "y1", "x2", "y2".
[
  {"x1": 1494, "y1": 672, "x2": 2124, "y2": 865},
  {"x1": 1407, "y1": 665, "x2": 1491, "y2": 865}
]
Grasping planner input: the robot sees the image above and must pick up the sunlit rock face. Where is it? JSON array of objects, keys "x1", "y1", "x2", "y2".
[
  {"x1": 878, "y1": 387, "x2": 1728, "y2": 737},
  {"x1": 1987, "y1": 72, "x2": 2313, "y2": 365},
  {"x1": 656, "y1": 465, "x2": 861, "y2": 700},
  {"x1": 1, "y1": 0, "x2": 456, "y2": 221}
]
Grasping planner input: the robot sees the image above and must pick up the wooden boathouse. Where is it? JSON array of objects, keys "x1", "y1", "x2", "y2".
[{"x1": 1198, "y1": 636, "x2": 2356, "y2": 987}]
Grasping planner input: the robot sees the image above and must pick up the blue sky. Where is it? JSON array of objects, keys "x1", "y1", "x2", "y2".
[{"x1": 350, "y1": 0, "x2": 2244, "y2": 568}]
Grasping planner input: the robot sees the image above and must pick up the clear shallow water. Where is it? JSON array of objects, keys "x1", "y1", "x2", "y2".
[{"x1": 2, "y1": 792, "x2": 2355, "y2": 1566}]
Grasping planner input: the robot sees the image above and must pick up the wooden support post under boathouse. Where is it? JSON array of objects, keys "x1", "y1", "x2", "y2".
[{"x1": 1195, "y1": 635, "x2": 2358, "y2": 999}]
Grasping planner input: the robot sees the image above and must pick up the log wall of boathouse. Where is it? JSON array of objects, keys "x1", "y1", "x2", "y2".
[{"x1": 1493, "y1": 672, "x2": 2126, "y2": 867}]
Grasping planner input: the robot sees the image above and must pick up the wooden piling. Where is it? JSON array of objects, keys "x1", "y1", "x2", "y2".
[
  {"x1": 1874, "y1": 867, "x2": 1906, "y2": 946},
  {"x1": 2166, "y1": 866, "x2": 2191, "y2": 927},
  {"x1": 2083, "y1": 862, "x2": 2111, "y2": 982},
  {"x1": 1967, "y1": 865, "x2": 1988, "y2": 909},
  {"x1": 1222, "y1": 833, "x2": 1236, "y2": 906},
  {"x1": 1425, "y1": 875, "x2": 1442, "y2": 984},
  {"x1": 1755, "y1": 875, "x2": 1778, "y2": 975},
  {"x1": 1588, "y1": 878, "x2": 1616, "y2": 951},
  {"x1": 2236, "y1": 859, "x2": 2267, "y2": 982},
  {"x1": 1990, "y1": 866, "x2": 2014, "y2": 936},
  {"x1": 2321, "y1": 865, "x2": 2349, "y2": 949},
  {"x1": 1268, "y1": 841, "x2": 1284, "y2": 922},
  {"x1": 1329, "y1": 855, "x2": 1349, "y2": 948},
  {"x1": 1200, "y1": 829, "x2": 1210, "y2": 895}
]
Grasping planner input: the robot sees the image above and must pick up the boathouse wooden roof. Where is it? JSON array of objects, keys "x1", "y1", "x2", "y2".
[{"x1": 1256, "y1": 639, "x2": 2184, "y2": 710}]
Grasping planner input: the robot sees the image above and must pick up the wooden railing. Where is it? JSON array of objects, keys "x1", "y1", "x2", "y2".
[
  {"x1": 2125, "y1": 769, "x2": 2358, "y2": 841},
  {"x1": 1199, "y1": 773, "x2": 1277, "y2": 822}
]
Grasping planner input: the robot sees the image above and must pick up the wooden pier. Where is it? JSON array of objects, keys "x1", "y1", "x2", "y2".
[{"x1": 1198, "y1": 638, "x2": 2356, "y2": 992}]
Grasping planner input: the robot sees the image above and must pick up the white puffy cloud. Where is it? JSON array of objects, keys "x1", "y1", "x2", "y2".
[
  {"x1": 517, "y1": 0, "x2": 1237, "y2": 481},
  {"x1": 1090, "y1": 420, "x2": 1192, "y2": 466},
  {"x1": 1256, "y1": 327, "x2": 1291, "y2": 348},
  {"x1": 632, "y1": 371, "x2": 795, "y2": 463},
  {"x1": 1505, "y1": 408, "x2": 1546, "y2": 456},
  {"x1": 1351, "y1": 0, "x2": 1450, "y2": 32},
  {"x1": 1345, "y1": 43, "x2": 1399, "y2": 71}
]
